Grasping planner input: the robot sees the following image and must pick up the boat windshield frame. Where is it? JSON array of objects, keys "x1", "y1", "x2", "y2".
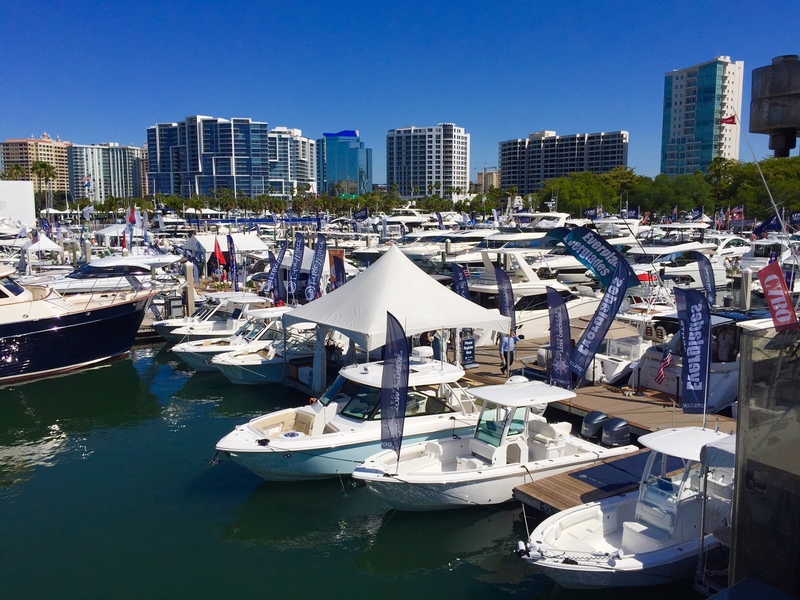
[{"x1": 317, "y1": 376, "x2": 454, "y2": 421}]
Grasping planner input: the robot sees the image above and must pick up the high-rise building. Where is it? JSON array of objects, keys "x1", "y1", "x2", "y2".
[
  {"x1": 266, "y1": 127, "x2": 317, "y2": 198},
  {"x1": 68, "y1": 143, "x2": 143, "y2": 204},
  {"x1": 386, "y1": 123, "x2": 470, "y2": 198},
  {"x1": 499, "y1": 130, "x2": 629, "y2": 194},
  {"x1": 146, "y1": 115, "x2": 270, "y2": 198},
  {"x1": 1, "y1": 133, "x2": 71, "y2": 193},
  {"x1": 661, "y1": 56, "x2": 744, "y2": 175},
  {"x1": 475, "y1": 168, "x2": 501, "y2": 193},
  {"x1": 317, "y1": 130, "x2": 372, "y2": 196}
]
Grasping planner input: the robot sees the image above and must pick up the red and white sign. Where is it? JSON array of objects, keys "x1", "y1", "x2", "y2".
[{"x1": 757, "y1": 261, "x2": 799, "y2": 332}]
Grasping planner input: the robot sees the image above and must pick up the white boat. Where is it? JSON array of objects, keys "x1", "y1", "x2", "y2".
[
  {"x1": 632, "y1": 313, "x2": 741, "y2": 413},
  {"x1": 169, "y1": 307, "x2": 293, "y2": 371},
  {"x1": 432, "y1": 230, "x2": 562, "y2": 268},
  {"x1": 626, "y1": 241, "x2": 728, "y2": 294},
  {"x1": 153, "y1": 292, "x2": 271, "y2": 344},
  {"x1": 210, "y1": 322, "x2": 324, "y2": 385},
  {"x1": 353, "y1": 379, "x2": 637, "y2": 510},
  {"x1": 519, "y1": 427, "x2": 735, "y2": 589},
  {"x1": 215, "y1": 348, "x2": 480, "y2": 480},
  {"x1": 739, "y1": 236, "x2": 796, "y2": 272},
  {"x1": 19, "y1": 253, "x2": 184, "y2": 295},
  {"x1": 465, "y1": 248, "x2": 602, "y2": 338},
  {"x1": 397, "y1": 229, "x2": 498, "y2": 263}
]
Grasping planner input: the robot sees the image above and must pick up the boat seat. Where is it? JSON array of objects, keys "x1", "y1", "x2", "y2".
[
  {"x1": 293, "y1": 411, "x2": 315, "y2": 436},
  {"x1": 621, "y1": 520, "x2": 671, "y2": 553},
  {"x1": 425, "y1": 440, "x2": 445, "y2": 460},
  {"x1": 527, "y1": 421, "x2": 569, "y2": 461},
  {"x1": 528, "y1": 420, "x2": 570, "y2": 445}
]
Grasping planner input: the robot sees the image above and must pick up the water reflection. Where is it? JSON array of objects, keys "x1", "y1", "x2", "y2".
[
  {"x1": 0, "y1": 357, "x2": 161, "y2": 489},
  {"x1": 222, "y1": 478, "x2": 385, "y2": 550}
]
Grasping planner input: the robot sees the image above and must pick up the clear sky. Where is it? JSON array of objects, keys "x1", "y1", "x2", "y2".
[{"x1": 1, "y1": 0, "x2": 796, "y2": 185}]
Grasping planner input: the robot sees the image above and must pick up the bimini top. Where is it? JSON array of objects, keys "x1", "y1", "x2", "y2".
[
  {"x1": 470, "y1": 379, "x2": 576, "y2": 408},
  {"x1": 638, "y1": 427, "x2": 733, "y2": 462}
]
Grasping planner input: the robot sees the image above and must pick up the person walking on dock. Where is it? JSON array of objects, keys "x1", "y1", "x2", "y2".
[{"x1": 499, "y1": 329, "x2": 520, "y2": 375}]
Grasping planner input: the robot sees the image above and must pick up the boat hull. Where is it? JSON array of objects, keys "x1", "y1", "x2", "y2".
[
  {"x1": 214, "y1": 360, "x2": 285, "y2": 385},
  {"x1": 532, "y1": 539, "x2": 705, "y2": 589},
  {"x1": 219, "y1": 428, "x2": 475, "y2": 481},
  {"x1": 0, "y1": 295, "x2": 152, "y2": 385}
]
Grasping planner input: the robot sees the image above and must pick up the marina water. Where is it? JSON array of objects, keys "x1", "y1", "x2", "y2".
[{"x1": 0, "y1": 345, "x2": 702, "y2": 599}]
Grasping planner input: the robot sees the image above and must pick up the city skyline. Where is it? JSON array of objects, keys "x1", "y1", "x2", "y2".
[{"x1": 1, "y1": 1, "x2": 795, "y2": 187}]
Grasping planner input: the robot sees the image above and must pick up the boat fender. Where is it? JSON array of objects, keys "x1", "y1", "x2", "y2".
[
  {"x1": 256, "y1": 438, "x2": 270, "y2": 446},
  {"x1": 516, "y1": 541, "x2": 530, "y2": 557}
]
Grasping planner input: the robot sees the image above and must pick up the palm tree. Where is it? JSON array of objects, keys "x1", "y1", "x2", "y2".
[
  {"x1": 31, "y1": 161, "x2": 57, "y2": 220},
  {"x1": 1, "y1": 164, "x2": 26, "y2": 180}
]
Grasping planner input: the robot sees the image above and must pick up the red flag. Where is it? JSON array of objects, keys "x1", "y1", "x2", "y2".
[
  {"x1": 757, "y1": 261, "x2": 799, "y2": 332},
  {"x1": 214, "y1": 236, "x2": 227, "y2": 266},
  {"x1": 721, "y1": 115, "x2": 736, "y2": 125}
]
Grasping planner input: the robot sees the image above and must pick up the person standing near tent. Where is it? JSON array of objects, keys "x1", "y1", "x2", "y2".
[{"x1": 500, "y1": 328, "x2": 520, "y2": 375}]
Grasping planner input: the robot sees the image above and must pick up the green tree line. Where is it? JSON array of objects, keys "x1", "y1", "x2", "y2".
[{"x1": 5, "y1": 156, "x2": 800, "y2": 221}]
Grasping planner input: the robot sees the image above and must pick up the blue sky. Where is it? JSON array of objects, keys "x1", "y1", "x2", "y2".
[{"x1": 1, "y1": 1, "x2": 796, "y2": 185}]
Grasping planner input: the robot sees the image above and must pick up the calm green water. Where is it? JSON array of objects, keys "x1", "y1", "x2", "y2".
[{"x1": 0, "y1": 346, "x2": 701, "y2": 599}]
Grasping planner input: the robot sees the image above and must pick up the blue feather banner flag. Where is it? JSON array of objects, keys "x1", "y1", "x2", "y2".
[
  {"x1": 674, "y1": 288, "x2": 711, "y2": 414},
  {"x1": 305, "y1": 234, "x2": 327, "y2": 302},
  {"x1": 571, "y1": 260, "x2": 629, "y2": 379},
  {"x1": 226, "y1": 234, "x2": 239, "y2": 292},
  {"x1": 545, "y1": 226, "x2": 639, "y2": 290},
  {"x1": 451, "y1": 264, "x2": 470, "y2": 299},
  {"x1": 494, "y1": 266, "x2": 516, "y2": 331},
  {"x1": 547, "y1": 286, "x2": 573, "y2": 389},
  {"x1": 265, "y1": 241, "x2": 288, "y2": 294},
  {"x1": 435, "y1": 212, "x2": 444, "y2": 230},
  {"x1": 287, "y1": 232, "x2": 304, "y2": 299},
  {"x1": 332, "y1": 255, "x2": 346, "y2": 288},
  {"x1": 380, "y1": 312, "x2": 410, "y2": 460},
  {"x1": 695, "y1": 251, "x2": 716, "y2": 305}
]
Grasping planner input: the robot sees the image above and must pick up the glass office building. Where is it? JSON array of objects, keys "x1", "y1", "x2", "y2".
[
  {"x1": 317, "y1": 130, "x2": 372, "y2": 196},
  {"x1": 146, "y1": 115, "x2": 270, "y2": 198},
  {"x1": 661, "y1": 56, "x2": 743, "y2": 175}
]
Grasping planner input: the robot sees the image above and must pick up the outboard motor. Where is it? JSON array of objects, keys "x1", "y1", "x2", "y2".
[
  {"x1": 581, "y1": 411, "x2": 609, "y2": 442},
  {"x1": 601, "y1": 417, "x2": 631, "y2": 447}
]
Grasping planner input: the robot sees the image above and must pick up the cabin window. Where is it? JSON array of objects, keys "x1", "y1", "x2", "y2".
[{"x1": 0, "y1": 277, "x2": 24, "y2": 297}]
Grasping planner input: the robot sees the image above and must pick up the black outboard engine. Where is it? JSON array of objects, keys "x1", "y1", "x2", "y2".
[
  {"x1": 581, "y1": 411, "x2": 609, "y2": 442},
  {"x1": 601, "y1": 417, "x2": 631, "y2": 447}
]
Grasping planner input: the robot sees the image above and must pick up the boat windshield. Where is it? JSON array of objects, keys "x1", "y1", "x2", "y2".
[
  {"x1": 317, "y1": 376, "x2": 453, "y2": 421},
  {"x1": 475, "y1": 401, "x2": 525, "y2": 446},
  {"x1": 237, "y1": 320, "x2": 269, "y2": 342}
]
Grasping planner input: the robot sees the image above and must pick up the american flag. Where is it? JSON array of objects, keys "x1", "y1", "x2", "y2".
[
  {"x1": 654, "y1": 347, "x2": 673, "y2": 384},
  {"x1": 30, "y1": 228, "x2": 40, "y2": 246}
]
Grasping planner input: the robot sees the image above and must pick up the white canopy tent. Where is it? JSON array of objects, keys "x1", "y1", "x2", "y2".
[
  {"x1": 184, "y1": 233, "x2": 269, "y2": 256},
  {"x1": 284, "y1": 244, "x2": 510, "y2": 351},
  {"x1": 22, "y1": 232, "x2": 61, "y2": 252}
]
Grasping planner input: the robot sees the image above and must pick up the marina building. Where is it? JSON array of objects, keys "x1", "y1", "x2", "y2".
[
  {"x1": 498, "y1": 130, "x2": 629, "y2": 194},
  {"x1": 267, "y1": 127, "x2": 317, "y2": 198},
  {"x1": 317, "y1": 130, "x2": 372, "y2": 197},
  {"x1": 68, "y1": 143, "x2": 143, "y2": 204},
  {"x1": 660, "y1": 56, "x2": 744, "y2": 175},
  {"x1": 146, "y1": 115, "x2": 271, "y2": 199},
  {"x1": 1, "y1": 133, "x2": 72, "y2": 193},
  {"x1": 386, "y1": 123, "x2": 470, "y2": 199}
]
